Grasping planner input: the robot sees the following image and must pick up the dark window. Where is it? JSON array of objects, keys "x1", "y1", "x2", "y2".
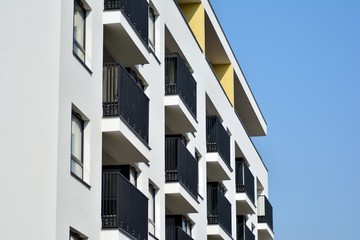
[
  {"x1": 71, "y1": 112, "x2": 84, "y2": 179},
  {"x1": 70, "y1": 228, "x2": 86, "y2": 240},
  {"x1": 73, "y1": 0, "x2": 86, "y2": 62}
]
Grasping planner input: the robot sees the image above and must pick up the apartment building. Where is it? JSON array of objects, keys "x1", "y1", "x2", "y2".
[{"x1": 0, "y1": 0, "x2": 274, "y2": 240}]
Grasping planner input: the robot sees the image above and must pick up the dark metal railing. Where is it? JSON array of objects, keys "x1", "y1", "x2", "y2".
[
  {"x1": 207, "y1": 187, "x2": 232, "y2": 236},
  {"x1": 206, "y1": 116, "x2": 230, "y2": 168},
  {"x1": 103, "y1": 63, "x2": 149, "y2": 144},
  {"x1": 258, "y1": 195, "x2": 274, "y2": 232},
  {"x1": 104, "y1": 0, "x2": 149, "y2": 44},
  {"x1": 101, "y1": 172, "x2": 148, "y2": 240},
  {"x1": 237, "y1": 224, "x2": 255, "y2": 240},
  {"x1": 235, "y1": 158, "x2": 255, "y2": 205},
  {"x1": 166, "y1": 226, "x2": 193, "y2": 240},
  {"x1": 165, "y1": 137, "x2": 198, "y2": 200},
  {"x1": 165, "y1": 53, "x2": 197, "y2": 118}
]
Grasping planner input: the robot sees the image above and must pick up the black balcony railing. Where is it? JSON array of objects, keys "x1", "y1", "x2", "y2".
[
  {"x1": 165, "y1": 53, "x2": 197, "y2": 118},
  {"x1": 206, "y1": 116, "x2": 230, "y2": 168},
  {"x1": 237, "y1": 224, "x2": 255, "y2": 240},
  {"x1": 103, "y1": 63, "x2": 149, "y2": 144},
  {"x1": 235, "y1": 158, "x2": 255, "y2": 205},
  {"x1": 166, "y1": 226, "x2": 194, "y2": 240},
  {"x1": 101, "y1": 172, "x2": 148, "y2": 240},
  {"x1": 258, "y1": 195, "x2": 274, "y2": 232},
  {"x1": 165, "y1": 137, "x2": 198, "y2": 199},
  {"x1": 104, "y1": 0, "x2": 149, "y2": 44},
  {"x1": 207, "y1": 187, "x2": 232, "y2": 236}
]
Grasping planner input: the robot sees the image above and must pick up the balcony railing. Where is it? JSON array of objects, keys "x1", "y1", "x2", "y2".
[
  {"x1": 166, "y1": 226, "x2": 194, "y2": 240},
  {"x1": 104, "y1": 0, "x2": 149, "y2": 44},
  {"x1": 101, "y1": 172, "x2": 148, "y2": 240},
  {"x1": 165, "y1": 137, "x2": 198, "y2": 199},
  {"x1": 207, "y1": 187, "x2": 232, "y2": 236},
  {"x1": 258, "y1": 195, "x2": 274, "y2": 232},
  {"x1": 237, "y1": 224, "x2": 255, "y2": 240},
  {"x1": 103, "y1": 63, "x2": 149, "y2": 144},
  {"x1": 235, "y1": 158, "x2": 255, "y2": 204},
  {"x1": 165, "y1": 53, "x2": 197, "y2": 118},
  {"x1": 206, "y1": 116, "x2": 230, "y2": 168}
]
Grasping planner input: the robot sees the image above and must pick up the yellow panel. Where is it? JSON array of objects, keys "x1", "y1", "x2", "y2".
[
  {"x1": 179, "y1": 3, "x2": 205, "y2": 52},
  {"x1": 213, "y1": 64, "x2": 234, "y2": 106}
]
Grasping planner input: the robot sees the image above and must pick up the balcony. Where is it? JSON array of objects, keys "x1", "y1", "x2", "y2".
[
  {"x1": 237, "y1": 224, "x2": 255, "y2": 240},
  {"x1": 206, "y1": 116, "x2": 231, "y2": 182},
  {"x1": 102, "y1": 64, "x2": 150, "y2": 164},
  {"x1": 258, "y1": 196, "x2": 274, "y2": 240},
  {"x1": 165, "y1": 53, "x2": 197, "y2": 134},
  {"x1": 103, "y1": 0, "x2": 149, "y2": 65},
  {"x1": 101, "y1": 171, "x2": 148, "y2": 240},
  {"x1": 165, "y1": 137, "x2": 199, "y2": 214},
  {"x1": 207, "y1": 185, "x2": 232, "y2": 238},
  {"x1": 235, "y1": 158, "x2": 256, "y2": 214},
  {"x1": 166, "y1": 227, "x2": 194, "y2": 240}
]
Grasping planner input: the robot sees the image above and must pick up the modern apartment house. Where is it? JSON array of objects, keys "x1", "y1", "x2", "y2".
[{"x1": 0, "y1": 0, "x2": 274, "y2": 240}]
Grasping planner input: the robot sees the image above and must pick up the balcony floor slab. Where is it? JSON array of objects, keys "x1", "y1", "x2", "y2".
[
  {"x1": 258, "y1": 223, "x2": 274, "y2": 240},
  {"x1": 165, "y1": 95, "x2": 197, "y2": 134},
  {"x1": 165, "y1": 182, "x2": 199, "y2": 214},
  {"x1": 236, "y1": 192, "x2": 256, "y2": 215},
  {"x1": 206, "y1": 152, "x2": 231, "y2": 181},
  {"x1": 102, "y1": 117, "x2": 150, "y2": 164}
]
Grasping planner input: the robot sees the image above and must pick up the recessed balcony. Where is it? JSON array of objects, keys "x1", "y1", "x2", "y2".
[
  {"x1": 207, "y1": 184, "x2": 232, "y2": 239},
  {"x1": 165, "y1": 53, "x2": 197, "y2": 134},
  {"x1": 166, "y1": 227, "x2": 194, "y2": 240},
  {"x1": 237, "y1": 223, "x2": 255, "y2": 240},
  {"x1": 102, "y1": 63, "x2": 150, "y2": 164},
  {"x1": 206, "y1": 116, "x2": 231, "y2": 182},
  {"x1": 103, "y1": 0, "x2": 150, "y2": 65},
  {"x1": 258, "y1": 195, "x2": 274, "y2": 240},
  {"x1": 235, "y1": 158, "x2": 256, "y2": 214},
  {"x1": 165, "y1": 137, "x2": 199, "y2": 214},
  {"x1": 101, "y1": 171, "x2": 148, "y2": 240},
  {"x1": 166, "y1": 215, "x2": 194, "y2": 240}
]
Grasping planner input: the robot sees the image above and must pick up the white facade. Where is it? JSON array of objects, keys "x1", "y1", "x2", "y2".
[{"x1": 0, "y1": 0, "x2": 274, "y2": 240}]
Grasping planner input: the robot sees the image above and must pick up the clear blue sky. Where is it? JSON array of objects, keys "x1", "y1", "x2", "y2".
[{"x1": 211, "y1": 1, "x2": 360, "y2": 239}]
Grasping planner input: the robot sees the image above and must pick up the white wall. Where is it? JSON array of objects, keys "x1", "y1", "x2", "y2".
[
  {"x1": 0, "y1": 0, "x2": 62, "y2": 239},
  {"x1": 55, "y1": 0, "x2": 103, "y2": 239}
]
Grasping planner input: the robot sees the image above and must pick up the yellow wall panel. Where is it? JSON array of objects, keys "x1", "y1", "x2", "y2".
[
  {"x1": 213, "y1": 64, "x2": 234, "y2": 106},
  {"x1": 179, "y1": 3, "x2": 205, "y2": 52}
]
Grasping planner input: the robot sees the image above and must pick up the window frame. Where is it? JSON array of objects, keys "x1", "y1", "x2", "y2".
[
  {"x1": 70, "y1": 228, "x2": 87, "y2": 240},
  {"x1": 73, "y1": 0, "x2": 87, "y2": 63},
  {"x1": 71, "y1": 111, "x2": 84, "y2": 180},
  {"x1": 148, "y1": 7, "x2": 156, "y2": 50},
  {"x1": 148, "y1": 184, "x2": 156, "y2": 236}
]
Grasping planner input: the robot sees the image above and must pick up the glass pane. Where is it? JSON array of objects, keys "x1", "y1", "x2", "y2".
[
  {"x1": 71, "y1": 114, "x2": 83, "y2": 161},
  {"x1": 148, "y1": 187, "x2": 154, "y2": 222},
  {"x1": 71, "y1": 159, "x2": 83, "y2": 178},
  {"x1": 74, "y1": 2, "x2": 85, "y2": 49},
  {"x1": 73, "y1": 43, "x2": 85, "y2": 61},
  {"x1": 148, "y1": 11, "x2": 155, "y2": 46}
]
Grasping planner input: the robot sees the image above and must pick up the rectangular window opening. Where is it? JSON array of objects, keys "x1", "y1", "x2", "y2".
[
  {"x1": 71, "y1": 111, "x2": 84, "y2": 179},
  {"x1": 73, "y1": 0, "x2": 86, "y2": 62}
]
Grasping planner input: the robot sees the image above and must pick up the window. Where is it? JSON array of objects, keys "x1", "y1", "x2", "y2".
[
  {"x1": 148, "y1": 7, "x2": 156, "y2": 50},
  {"x1": 148, "y1": 184, "x2": 156, "y2": 236},
  {"x1": 73, "y1": 0, "x2": 86, "y2": 62},
  {"x1": 71, "y1": 112, "x2": 84, "y2": 179},
  {"x1": 129, "y1": 167, "x2": 137, "y2": 186},
  {"x1": 70, "y1": 228, "x2": 87, "y2": 240},
  {"x1": 182, "y1": 217, "x2": 192, "y2": 236}
]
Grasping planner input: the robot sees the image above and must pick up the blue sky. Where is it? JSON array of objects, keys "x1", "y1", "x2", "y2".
[{"x1": 211, "y1": 1, "x2": 360, "y2": 239}]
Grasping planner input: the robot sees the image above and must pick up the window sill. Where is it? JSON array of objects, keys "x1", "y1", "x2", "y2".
[
  {"x1": 73, "y1": 52, "x2": 93, "y2": 75},
  {"x1": 71, "y1": 172, "x2": 91, "y2": 190}
]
